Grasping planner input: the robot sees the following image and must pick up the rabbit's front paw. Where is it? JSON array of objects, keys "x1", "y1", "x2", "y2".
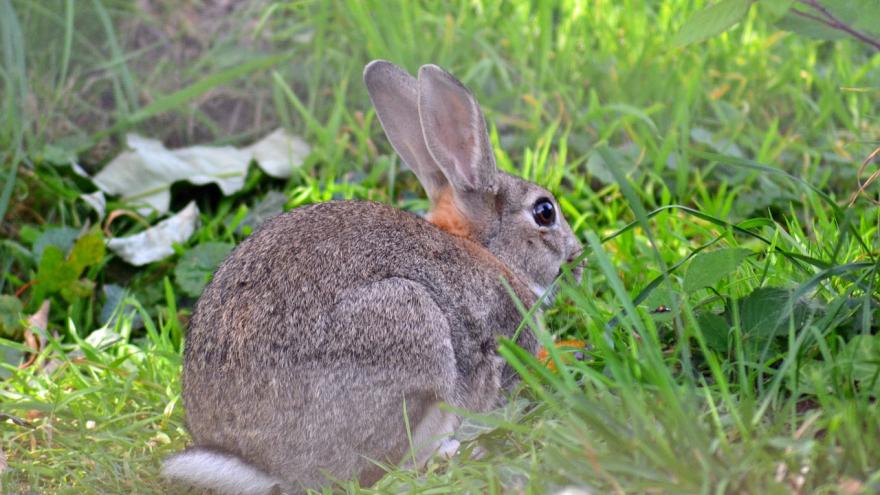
[{"x1": 437, "y1": 438, "x2": 460, "y2": 459}]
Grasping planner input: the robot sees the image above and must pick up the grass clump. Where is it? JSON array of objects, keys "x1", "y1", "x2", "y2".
[{"x1": 1, "y1": 1, "x2": 879, "y2": 493}]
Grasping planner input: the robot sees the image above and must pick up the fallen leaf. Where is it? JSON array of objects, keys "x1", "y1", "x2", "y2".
[
  {"x1": 84, "y1": 327, "x2": 123, "y2": 349},
  {"x1": 838, "y1": 478, "x2": 865, "y2": 494},
  {"x1": 80, "y1": 190, "x2": 107, "y2": 218},
  {"x1": 246, "y1": 128, "x2": 311, "y2": 178},
  {"x1": 91, "y1": 129, "x2": 309, "y2": 214},
  {"x1": 106, "y1": 201, "x2": 199, "y2": 266},
  {"x1": 93, "y1": 135, "x2": 248, "y2": 214},
  {"x1": 20, "y1": 300, "x2": 50, "y2": 369}
]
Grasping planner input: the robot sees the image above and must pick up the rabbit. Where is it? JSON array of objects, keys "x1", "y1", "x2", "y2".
[{"x1": 162, "y1": 60, "x2": 583, "y2": 495}]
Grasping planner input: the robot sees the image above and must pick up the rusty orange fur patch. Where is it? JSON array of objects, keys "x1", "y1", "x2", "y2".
[
  {"x1": 427, "y1": 189, "x2": 473, "y2": 239},
  {"x1": 537, "y1": 340, "x2": 588, "y2": 371}
]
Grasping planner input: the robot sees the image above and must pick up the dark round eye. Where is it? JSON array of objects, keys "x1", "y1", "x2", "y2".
[{"x1": 532, "y1": 198, "x2": 555, "y2": 227}]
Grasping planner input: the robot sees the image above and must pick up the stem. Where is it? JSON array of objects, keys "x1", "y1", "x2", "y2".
[{"x1": 792, "y1": 0, "x2": 880, "y2": 51}]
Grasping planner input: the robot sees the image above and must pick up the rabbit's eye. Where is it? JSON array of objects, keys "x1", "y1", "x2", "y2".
[{"x1": 532, "y1": 198, "x2": 555, "y2": 227}]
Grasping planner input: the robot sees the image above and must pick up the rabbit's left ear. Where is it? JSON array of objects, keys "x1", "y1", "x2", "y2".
[
  {"x1": 417, "y1": 64, "x2": 497, "y2": 195},
  {"x1": 364, "y1": 60, "x2": 450, "y2": 203}
]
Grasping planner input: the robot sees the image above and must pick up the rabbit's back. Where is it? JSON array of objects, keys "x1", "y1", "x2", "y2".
[
  {"x1": 182, "y1": 200, "x2": 535, "y2": 490},
  {"x1": 185, "y1": 200, "x2": 532, "y2": 357}
]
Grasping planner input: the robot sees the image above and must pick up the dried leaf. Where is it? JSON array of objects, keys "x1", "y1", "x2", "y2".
[
  {"x1": 85, "y1": 327, "x2": 123, "y2": 349},
  {"x1": 93, "y1": 134, "x2": 248, "y2": 214},
  {"x1": 246, "y1": 128, "x2": 311, "y2": 178},
  {"x1": 20, "y1": 300, "x2": 50, "y2": 369},
  {"x1": 106, "y1": 201, "x2": 199, "y2": 266},
  {"x1": 81, "y1": 190, "x2": 107, "y2": 218},
  {"x1": 91, "y1": 129, "x2": 309, "y2": 214}
]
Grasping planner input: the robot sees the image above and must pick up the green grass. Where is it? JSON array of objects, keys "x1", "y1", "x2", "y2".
[{"x1": 1, "y1": 0, "x2": 879, "y2": 493}]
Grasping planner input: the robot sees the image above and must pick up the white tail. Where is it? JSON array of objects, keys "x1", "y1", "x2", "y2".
[{"x1": 162, "y1": 448, "x2": 284, "y2": 495}]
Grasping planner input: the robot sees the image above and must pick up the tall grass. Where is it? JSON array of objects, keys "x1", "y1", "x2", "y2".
[{"x1": 1, "y1": 0, "x2": 878, "y2": 493}]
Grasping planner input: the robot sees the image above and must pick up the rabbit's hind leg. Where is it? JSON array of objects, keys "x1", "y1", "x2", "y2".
[{"x1": 328, "y1": 277, "x2": 460, "y2": 484}]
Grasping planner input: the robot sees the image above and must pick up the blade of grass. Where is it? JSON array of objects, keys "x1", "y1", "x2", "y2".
[{"x1": 91, "y1": 0, "x2": 137, "y2": 114}]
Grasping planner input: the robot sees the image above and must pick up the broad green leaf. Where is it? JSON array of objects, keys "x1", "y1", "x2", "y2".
[
  {"x1": 238, "y1": 190, "x2": 287, "y2": 233},
  {"x1": 33, "y1": 245, "x2": 79, "y2": 302},
  {"x1": 771, "y1": 0, "x2": 880, "y2": 41},
  {"x1": 775, "y1": 11, "x2": 847, "y2": 40},
  {"x1": 813, "y1": 0, "x2": 880, "y2": 37},
  {"x1": 60, "y1": 278, "x2": 95, "y2": 303},
  {"x1": 852, "y1": 0, "x2": 880, "y2": 36},
  {"x1": 822, "y1": 0, "x2": 860, "y2": 20},
  {"x1": 762, "y1": 0, "x2": 795, "y2": 18},
  {"x1": 31, "y1": 226, "x2": 78, "y2": 260},
  {"x1": 683, "y1": 248, "x2": 752, "y2": 293},
  {"x1": 696, "y1": 311, "x2": 730, "y2": 353},
  {"x1": 737, "y1": 286, "x2": 810, "y2": 338},
  {"x1": 18, "y1": 224, "x2": 40, "y2": 245},
  {"x1": 68, "y1": 232, "x2": 105, "y2": 275},
  {"x1": 174, "y1": 242, "x2": 234, "y2": 297},
  {"x1": 672, "y1": 0, "x2": 753, "y2": 48},
  {"x1": 844, "y1": 334, "x2": 880, "y2": 393},
  {"x1": 0, "y1": 295, "x2": 23, "y2": 337}
]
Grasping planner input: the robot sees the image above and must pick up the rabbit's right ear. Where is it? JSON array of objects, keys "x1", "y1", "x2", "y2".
[
  {"x1": 364, "y1": 60, "x2": 449, "y2": 202},
  {"x1": 417, "y1": 64, "x2": 497, "y2": 195}
]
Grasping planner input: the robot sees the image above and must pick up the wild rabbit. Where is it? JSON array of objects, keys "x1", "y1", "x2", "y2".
[{"x1": 163, "y1": 60, "x2": 582, "y2": 494}]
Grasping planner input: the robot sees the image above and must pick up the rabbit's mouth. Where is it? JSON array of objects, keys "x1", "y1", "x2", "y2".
[
  {"x1": 562, "y1": 252, "x2": 585, "y2": 283},
  {"x1": 565, "y1": 263, "x2": 584, "y2": 283}
]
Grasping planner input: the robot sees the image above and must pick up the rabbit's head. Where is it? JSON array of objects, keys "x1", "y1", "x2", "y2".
[{"x1": 365, "y1": 61, "x2": 582, "y2": 298}]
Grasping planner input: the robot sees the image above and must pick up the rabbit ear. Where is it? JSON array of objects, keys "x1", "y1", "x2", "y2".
[
  {"x1": 364, "y1": 60, "x2": 449, "y2": 202},
  {"x1": 417, "y1": 64, "x2": 497, "y2": 195}
]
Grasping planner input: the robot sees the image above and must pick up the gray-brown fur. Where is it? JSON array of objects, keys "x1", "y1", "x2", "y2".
[{"x1": 167, "y1": 61, "x2": 582, "y2": 494}]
